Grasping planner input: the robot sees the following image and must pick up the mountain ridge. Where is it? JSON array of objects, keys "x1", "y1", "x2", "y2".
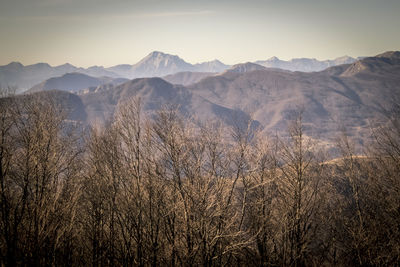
[
  {"x1": 28, "y1": 72, "x2": 128, "y2": 93},
  {"x1": 255, "y1": 55, "x2": 358, "y2": 72},
  {"x1": 1, "y1": 51, "x2": 368, "y2": 92},
  {"x1": 3, "y1": 51, "x2": 400, "y2": 152}
]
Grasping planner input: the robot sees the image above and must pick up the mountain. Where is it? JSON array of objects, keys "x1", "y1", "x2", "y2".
[
  {"x1": 28, "y1": 73, "x2": 128, "y2": 93},
  {"x1": 2, "y1": 62, "x2": 24, "y2": 71},
  {"x1": 339, "y1": 51, "x2": 400, "y2": 77},
  {"x1": 0, "y1": 52, "x2": 231, "y2": 92},
  {"x1": 109, "y1": 53, "x2": 231, "y2": 78},
  {"x1": 332, "y1": 56, "x2": 357, "y2": 65},
  {"x1": 0, "y1": 90, "x2": 87, "y2": 122},
  {"x1": 1, "y1": 52, "x2": 360, "y2": 93},
  {"x1": 4, "y1": 51, "x2": 399, "y2": 153},
  {"x1": 0, "y1": 62, "x2": 71, "y2": 92},
  {"x1": 127, "y1": 51, "x2": 194, "y2": 78},
  {"x1": 77, "y1": 78, "x2": 129, "y2": 95},
  {"x1": 106, "y1": 64, "x2": 134, "y2": 78},
  {"x1": 255, "y1": 55, "x2": 358, "y2": 72},
  {"x1": 188, "y1": 52, "x2": 400, "y2": 147},
  {"x1": 162, "y1": 72, "x2": 215, "y2": 86},
  {"x1": 193, "y1": 60, "x2": 230, "y2": 72},
  {"x1": 226, "y1": 62, "x2": 267, "y2": 73},
  {"x1": 54, "y1": 63, "x2": 78, "y2": 73},
  {"x1": 82, "y1": 66, "x2": 120, "y2": 78},
  {"x1": 376, "y1": 51, "x2": 400, "y2": 59},
  {"x1": 0, "y1": 62, "x2": 120, "y2": 92},
  {"x1": 80, "y1": 77, "x2": 256, "y2": 128},
  {"x1": 79, "y1": 51, "x2": 400, "y2": 147}
]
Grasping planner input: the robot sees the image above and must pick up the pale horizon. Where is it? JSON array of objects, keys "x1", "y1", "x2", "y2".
[{"x1": 0, "y1": 50, "x2": 376, "y2": 69}]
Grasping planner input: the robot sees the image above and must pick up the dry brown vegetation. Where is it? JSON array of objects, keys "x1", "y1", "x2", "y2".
[{"x1": 0, "y1": 94, "x2": 399, "y2": 266}]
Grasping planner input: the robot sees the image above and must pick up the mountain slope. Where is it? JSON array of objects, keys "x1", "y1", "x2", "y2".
[
  {"x1": 255, "y1": 55, "x2": 357, "y2": 72},
  {"x1": 0, "y1": 51, "x2": 251, "y2": 92},
  {"x1": 193, "y1": 60, "x2": 230, "y2": 72},
  {"x1": 162, "y1": 72, "x2": 215, "y2": 86},
  {"x1": 80, "y1": 77, "x2": 257, "y2": 128},
  {"x1": 107, "y1": 54, "x2": 231, "y2": 78},
  {"x1": 2, "y1": 51, "x2": 399, "y2": 152},
  {"x1": 0, "y1": 62, "x2": 120, "y2": 92},
  {"x1": 1, "y1": 52, "x2": 361, "y2": 92},
  {"x1": 28, "y1": 73, "x2": 127, "y2": 93},
  {"x1": 339, "y1": 51, "x2": 400, "y2": 77},
  {"x1": 226, "y1": 62, "x2": 267, "y2": 73},
  {"x1": 0, "y1": 90, "x2": 87, "y2": 122},
  {"x1": 80, "y1": 51, "x2": 400, "y2": 148},
  {"x1": 188, "y1": 52, "x2": 400, "y2": 145},
  {"x1": 0, "y1": 62, "x2": 77, "y2": 92},
  {"x1": 128, "y1": 51, "x2": 194, "y2": 78}
]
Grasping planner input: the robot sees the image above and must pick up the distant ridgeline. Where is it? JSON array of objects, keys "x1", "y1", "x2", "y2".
[
  {"x1": 0, "y1": 50, "x2": 360, "y2": 92},
  {"x1": 1, "y1": 51, "x2": 399, "y2": 153}
]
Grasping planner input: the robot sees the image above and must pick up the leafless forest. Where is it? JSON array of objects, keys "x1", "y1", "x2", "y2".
[{"x1": 1, "y1": 93, "x2": 399, "y2": 266}]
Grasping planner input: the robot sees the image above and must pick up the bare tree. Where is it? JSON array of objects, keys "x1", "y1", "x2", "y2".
[
  {"x1": 0, "y1": 93, "x2": 83, "y2": 266},
  {"x1": 0, "y1": 90, "x2": 18, "y2": 266},
  {"x1": 242, "y1": 134, "x2": 279, "y2": 266},
  {"x1": 274, "y1": 111, "x2": 325, "y2": 266}
]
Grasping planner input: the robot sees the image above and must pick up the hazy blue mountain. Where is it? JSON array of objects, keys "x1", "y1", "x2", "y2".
[
  {"x1": 0, "y1": 89, "x2": 87, "y2": 122},
  {"x1": 82, "y1": 66, "x2": 120, "y2": 78},
  {"x1": 106, "y1": 64, "x2": 134, "y2": 77},
  {"x1": 80, "y1": 77, "x2": 257, "y2": 128},
  {"x1": 0, "y1": 62, "x2": 120, "y2": 92},
  {"x1": 226, "y1": 62, "x2": 267, "y2": 73},
  {"x1": 28, "y1": 73, "x2": 128, "y2": 93},
  {"x1": 128, "y1": 51, "x2": 194, "y2": 78},
  {"x1": 80, "y1": 51, "x2": 400, "y2": 149},
  {"x1": 0, "y1": 62, "x2": 76, "y2": 92},
  {"x1": 255, "y1": 55, "x2": 357, "y2": 72},
  {"x1": 104, "y1": 52, "x2": 230, "y2": 79},
  {"x1": 54, "y1": 63, "x2": 78, "y2": 73},
  {"x1": 188, "y1": 51, "x2": 400, "y2": 147},
  {"x1": 339, "y1": 51, "x2": 400, "y2": 77},
  {"x1": 193, "y1": 59, "x2": 230, "y2": 72},
  {"x1": 1, "y1": 51, "x2": 362, "y2": 92},
  {"x1": 4, "y1": 51, "x2": 399, "y2": 152},
  {"x1": 162, "y1": 72, "x2": 215, "y2": 86}
]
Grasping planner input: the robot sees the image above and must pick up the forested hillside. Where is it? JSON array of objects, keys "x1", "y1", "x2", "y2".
[{"x1": 1, "y1": 94, "x2": 399, "y2": 266}]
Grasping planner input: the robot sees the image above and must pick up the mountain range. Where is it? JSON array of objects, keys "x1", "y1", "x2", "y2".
[
  {"x1": 28, "y1": 72, "x2": 128, "y2": 93},
  {"x1": 0, "y1": 51, "x2": 359, "y2": 92},
  {"x1": 3, "y1": 51, "x2": 399, "y2": 155},
  {"x1": 255, "y1": 55, "x2": 360, "y2": 72}
]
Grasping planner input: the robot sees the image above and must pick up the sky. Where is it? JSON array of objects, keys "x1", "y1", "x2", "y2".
[{"x1": 0, "y1": 0, "x2": 399, "y2": 67}]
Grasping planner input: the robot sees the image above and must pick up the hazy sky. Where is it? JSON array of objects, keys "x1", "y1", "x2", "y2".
[{"x1": 1, "y1": 0, "x2": 399, "y2": 67}]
